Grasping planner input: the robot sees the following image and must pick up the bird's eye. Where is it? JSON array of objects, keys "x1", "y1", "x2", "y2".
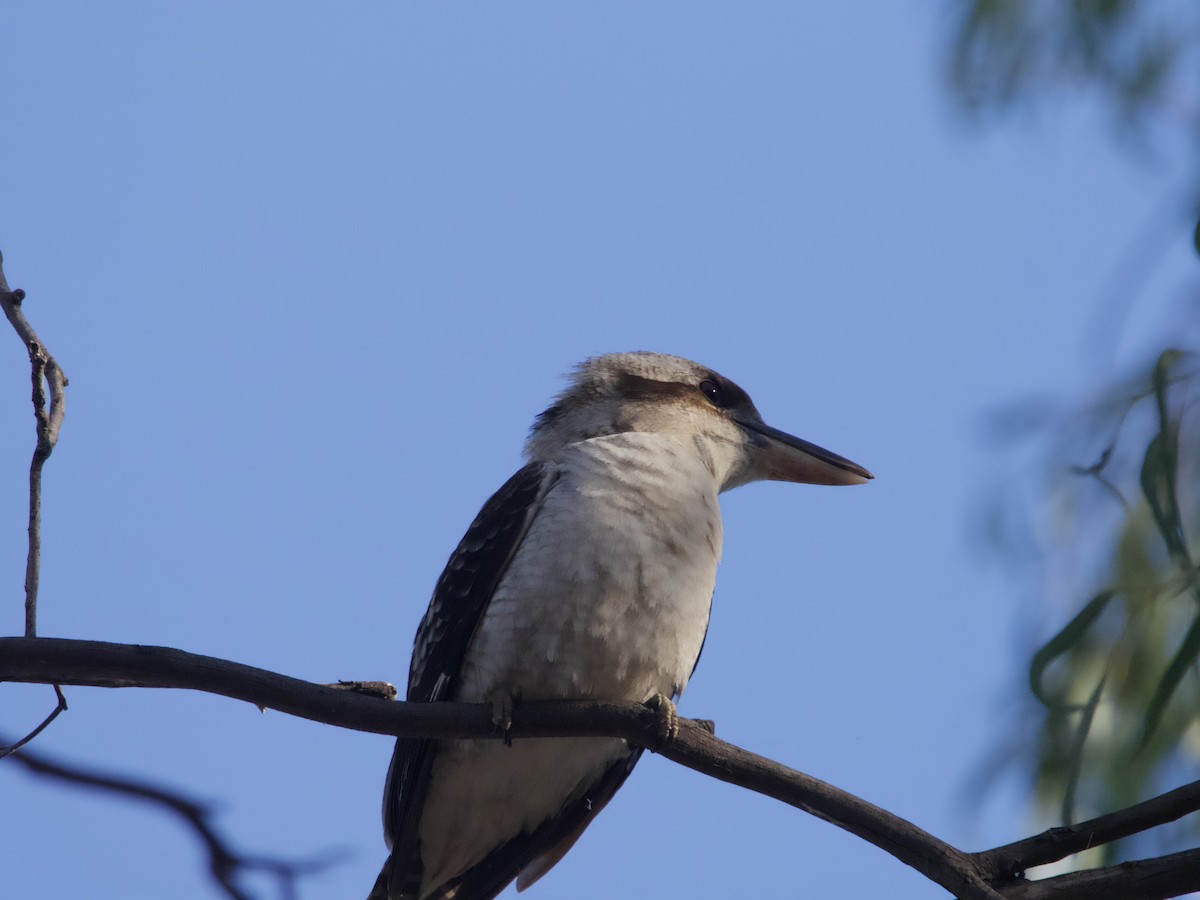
[{"x1": 698, "y1": 378, "x2": 724, "y2": 406}]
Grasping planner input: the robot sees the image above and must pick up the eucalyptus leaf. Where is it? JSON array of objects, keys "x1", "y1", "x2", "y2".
[
  {"x1": 1062, "y1": 673, "x2": 1107, "y2": 826},
  {"x1": 1141, "y1": 611, "x2": 1200, "y2": 746},
  {"x1": 1029, "y1": 590, "x2": 1116, "y2": 709}
]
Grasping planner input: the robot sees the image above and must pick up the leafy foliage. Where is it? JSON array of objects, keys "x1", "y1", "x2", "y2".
[
  {"x1": 1026, "y1": 353, "x2": 1199, "y2": 839},
  {"x1": 944, "y1": 2, "x2": 1200, "y2": 860},
  {"x1": 946, "y1": 0, "x2": 1195, "y2": 144}
]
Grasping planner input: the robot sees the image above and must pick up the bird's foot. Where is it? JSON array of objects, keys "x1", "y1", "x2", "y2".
[
  {"x1": 645, "y1": 693, "x2": 679, "y2": 751},
  {"x1": 489, "y1": 692, "x2": 516, "y2": 748}
]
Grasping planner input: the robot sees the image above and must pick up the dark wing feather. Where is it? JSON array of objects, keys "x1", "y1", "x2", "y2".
[
  {"x1": 376, "y1": 462, "x2": 555, "y2": 900},
  {"x1": 438, "y1": 748, "x2": 644, "y2": 900}
]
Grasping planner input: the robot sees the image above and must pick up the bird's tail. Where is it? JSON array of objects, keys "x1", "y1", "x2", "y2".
[
  {"x1": 367, "y1": 856, "x2": 394, "y2": 900},
  {"x1": 370, "y1": 853, "x2": 442, "y2": 900}
]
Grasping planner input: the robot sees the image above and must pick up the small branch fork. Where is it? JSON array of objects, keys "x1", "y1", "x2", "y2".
[{"x1": 4, "y1": 638, "x2": 1200, "y2": 899}]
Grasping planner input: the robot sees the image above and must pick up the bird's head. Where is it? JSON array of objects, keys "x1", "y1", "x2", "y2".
[{"x1": 525, "y1": 351, "x2": 872, "y2": 492}]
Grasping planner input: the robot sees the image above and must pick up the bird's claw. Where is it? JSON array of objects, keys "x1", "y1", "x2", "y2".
[{"x1": 645, "y1": 693, "x2": 679, "y2": 751}]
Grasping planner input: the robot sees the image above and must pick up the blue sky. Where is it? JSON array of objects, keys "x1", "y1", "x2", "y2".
[{"x1": 2, "y1": 4, "x2": 1195, "y2": 899}]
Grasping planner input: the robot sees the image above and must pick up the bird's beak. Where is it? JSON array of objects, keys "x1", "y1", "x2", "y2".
[{"x1": 740, "y1": 420, "x2": 873, "y2": 486}]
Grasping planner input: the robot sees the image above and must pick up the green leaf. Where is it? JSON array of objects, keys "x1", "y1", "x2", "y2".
[
  {"x1": 1029, "y1": 590, "x2": 1116, "y2": 708},
  {"x1": 1139, "y1": 351, "x2": 1189, "y2": 568},
  {"x1": 1141, "y1": 611, "x2": 1200, "y2": 746},
  {"x1": 1140, "y1": 434, "x2": 1186, "y2": 563},
  {"x1": 1062, "y1": 672, "x2": 1107, "y2": 826},
  {"x1": 1136, "y1": 349, "x2": 1200, "y2": 745}
]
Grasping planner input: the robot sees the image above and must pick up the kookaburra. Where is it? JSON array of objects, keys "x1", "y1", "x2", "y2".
[{"x1": 371, "y1": 351, "x2": 871, "y2": 899}]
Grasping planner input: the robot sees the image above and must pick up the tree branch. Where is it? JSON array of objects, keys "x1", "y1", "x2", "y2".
[
  {"x1": 660, "y1": 716, "x2": 1000, "y2": 897},
  {"x1": 0, "y1": 636, "x2": 1003, "y2": 899},
  {"x1": 7, "y1": 636, "x2": 1200, "y2": 898},
  {"x1": 5, "y1": 733, "x2": 340, "y2": 900},
  {"x1": 1003, "y1": 848, "x2": 1200, "y2": 900},
  {"x1": 975, "y1": 778, "x2": 1200, "y2": 877},
  {"x1": 0, "y1": 250, "x2": 68, "y2": 638},
  {"x1": 0, "y1": 682, "x2": 66, "y2": 758}
]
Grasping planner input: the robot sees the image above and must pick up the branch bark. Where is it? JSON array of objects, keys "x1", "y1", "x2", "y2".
[
  {"x1": 0, "y1": 636, "x2": 1003, "y2": 898},
  {"x1": 1003, "y1": 848, "x2": 1200, "y2": 900},
  {"x1": 7, "y1": 636, "x2": 1200, "y2": 897}
]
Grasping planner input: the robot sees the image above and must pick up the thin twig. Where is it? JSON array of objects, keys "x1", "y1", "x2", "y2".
[
  {"x1": 5, "y1": 735, "x2": 341, "y2": 900},
  {"x1": 975, "y1": 778, "x2": 1200, "y2": 876},
  {"x1": 0, "y1": 683, "x2": 67, "y2": 759},
  {"x1": 0, "y1": 249, "x2": 69, "y2": 638}
]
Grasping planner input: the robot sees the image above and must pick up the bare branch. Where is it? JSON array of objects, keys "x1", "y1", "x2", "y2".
[
  {"x1": 0, "y1": 683, "x2": 66, "y2": 759},
  {"x1": 5, "y1": 735, "x2": 341, "y2": 900},
  {"x1": 0, "y1": 250, "x2": 68, "y2": 638},
  {"x1": 976, "y1": 778, "x2": 1200, "y2": 877},
  {"x1": 8, "y1": 636, "x2": 1200, "y2": 898},
  {"x1": 659, "y1": 717, "x2": 1000, "y2": 898},
  {"x1": 1002, "y1": 847, "x2": 1200, "y2": 900},
  {"x1": 0, "y1": 636, "x2": 1002, "y2": 899}
]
